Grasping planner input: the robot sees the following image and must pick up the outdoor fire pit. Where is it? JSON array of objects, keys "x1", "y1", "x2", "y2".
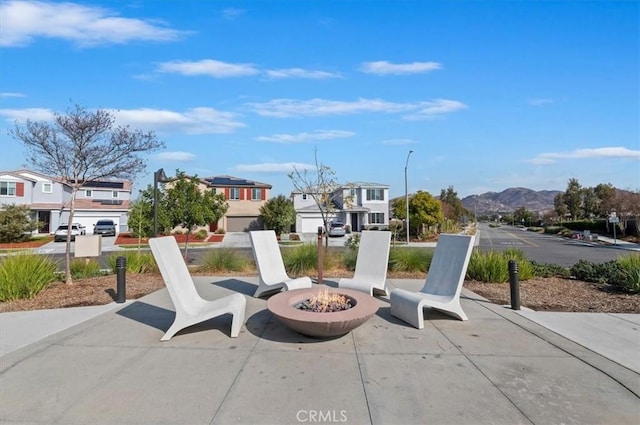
[{"x1": 267, "y1": 287, "x2": 379, "y2": 338}]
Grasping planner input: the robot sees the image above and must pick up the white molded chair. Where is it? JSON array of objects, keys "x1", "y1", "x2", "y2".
[
  {"x1": 149, "y1": 236, "x2": 246, "y2": 340},
  {"x1": 338, "y1": 231, "x2": 392, "y2": 296},
  {"x1": 249, "y1": 230, "x2": 313, "y2": 298},
  {"x1": 390, "y1": 234, "x2": 475, "y2": 327}
]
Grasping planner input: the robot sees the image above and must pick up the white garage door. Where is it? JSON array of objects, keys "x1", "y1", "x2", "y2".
[
  {"x1": 297, "y1": 216, "x2": 326, "y2": 233},
  {"x1": 73, "y1": 213, "x2": 120, "y2": 234}
]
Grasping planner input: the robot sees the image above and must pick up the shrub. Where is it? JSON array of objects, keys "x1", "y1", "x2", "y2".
[
  {"x1": 467, "y1": 249, "x2": 534, "y2": 282},
  {"x1": 389, "y1": 247, "x2": 433, "y2": 273},
  {"x1": 0, "y1": 253, "x2": 58, "y2": 301},
  {"x1": 543, "y1": 226, "x2": 565, "y2": 235},
  {"x1": 570, "y1": 259, "x2": 629, "y2": 286},
  {"x1": 281, "y1": 243, "x2": 339, "y2": 276},
  {"x1": 531, "y1": 261, "x2": 571, "y2": 278},
  {"x1": 70, "y1": 259, "x2": 104, "y2": 279},
  {"x1": 194, "y1": 229, "x2": 208, "y2": 240},
  {"x1": 107, "y1": 251, "x2": 157, "y2": 274},
  {"x1": 617, "y1": 253, "x2": 640, "y2": 293},
  {"x1": 197, "y1": 248, "x2": 252, "y2": 273},
  {"x1": 344, "y1": 233, "x2": 361, "y2": 251}
]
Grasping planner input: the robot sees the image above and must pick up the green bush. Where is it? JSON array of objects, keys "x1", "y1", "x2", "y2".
[
  {"x1": 197, "y1": 248, "x2": 252, "y2": 273},
  {"x1": 389, "y1": 247, "x2": 433, "y2": 273},
  {"x1": 194, "y1": 229, "x2": 208, "y2": 240},
  {"x1": 467, "y1": 249, "x2": 534, "y2": 282},
  {"x1": 617, "y1": 253, "x2": 640, "y2": 293},
  {"x1": 107, "y1": 251, "x2": 157, "y2": 274},
  {"x1": 543, "y1": 226, "x2": 566, "y2": 235},
  {"x1": 570, "y1": 259, "x2": 628, "y2": 286},
  {"x1": 0, "y1": 253, "x2": 58, "y2": 301},
  {"x1": 281, "y1": 243, "x2": 337, "y2": 276},
  {"x1": 531, "y1": 261, "x2": 571, "y2": 278},
  {"x1": 70, "y1": 259, "x2": 104, "y2": 279}
]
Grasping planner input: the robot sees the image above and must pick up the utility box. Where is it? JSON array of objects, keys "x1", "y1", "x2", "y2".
[{"x1": 75, "y1": 235, "x2": 102, "y2": 257}]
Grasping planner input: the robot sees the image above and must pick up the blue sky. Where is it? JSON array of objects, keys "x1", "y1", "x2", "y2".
[{"x1": 0, "y1": 0, "x2": 638, "y2": 200}]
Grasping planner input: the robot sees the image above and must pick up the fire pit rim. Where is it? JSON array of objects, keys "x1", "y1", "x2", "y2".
[{"x1": 266, "y1": 287, "x2": 379, "y2": 337}]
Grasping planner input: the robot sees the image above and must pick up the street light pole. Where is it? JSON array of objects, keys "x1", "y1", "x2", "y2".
[{"x1": 404, "y1": 150, "x2": 414, "y2": 243}]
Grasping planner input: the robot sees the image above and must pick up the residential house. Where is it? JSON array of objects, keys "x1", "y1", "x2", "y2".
[
  {"x1": 0, "y1": 169, "x2": 131, "y2": 234},
  {"x1": 291, "y1": 182, "x2": 390, "y2": 233},
  {"x1": 204, "y1": 175, "x2": 272, "y2": 232}
]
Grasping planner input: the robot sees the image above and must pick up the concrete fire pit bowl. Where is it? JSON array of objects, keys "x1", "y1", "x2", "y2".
[{"x1": 267, "y1": 287, "x2": 379, "y2": 338}]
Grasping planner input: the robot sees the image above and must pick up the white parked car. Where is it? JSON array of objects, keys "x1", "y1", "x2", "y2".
[
  {"x1": 327, "y1": 222, "x2": 346, "y2": 237},
  {"x1": 54, "y1": 224, "x2": 84, "y2": 242}
]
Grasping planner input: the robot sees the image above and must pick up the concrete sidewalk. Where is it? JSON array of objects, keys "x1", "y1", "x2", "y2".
[{"x1": 1, "y1": 277, "x2": 639, "y2": 425}]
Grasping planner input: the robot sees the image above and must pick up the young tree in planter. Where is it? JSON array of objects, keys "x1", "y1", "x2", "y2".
[
  {"x1": 259, "y1": 195, "x2": 295, "y2": 237},
  {"x1": 409, "y1": 190, "x2": 443, "y2": 237},
  {"x1": 288, "y1": 148, "x2": 338, "y2": 248},
  {"x1": 164, "y1": 170, "x2": 228, "y2": 259},
  {"x1": 0, "y1": 204, "x2": 40, "y2": 243},
  {"x1": 10, "y1": 104, "x2": 164, "y2": 284}
]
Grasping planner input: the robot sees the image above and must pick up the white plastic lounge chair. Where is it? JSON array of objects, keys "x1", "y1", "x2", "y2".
[
  {"x1": 149, "y1": 236, "x2": 246, "y2": 340},
  {"x1": 390, "y1": 234, "x2": 475, "y2": 327},
  {"x1": 249, "y1": 230, "x2": 313, "y2": 298},
  {"x1": 338, "y1": 231, "x2": 392, "y2": 296}
]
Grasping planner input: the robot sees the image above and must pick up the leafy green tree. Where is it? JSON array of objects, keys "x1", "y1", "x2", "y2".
[
  {"x1": 439, "y1": 186, "x2": 468, "y2": 222},
  {"x1": 513, "y1": 206, "x2": 535, "y2": 226},
  {"x1": 409, "y1": 190, "x2": 443, "y2": 237},
  {"x1": 0, "y1": 205, "x2": 39, "y2": 243},
  {"x1": 553, "y1": 192, "x2": 568, "y2": 223},
  {"x1": 564, "y1": 178, "x2": 583, "y2": 220},
  {"x1": 259, "y1": 195, "x2": 295, "y2": 236},
  {"x1": 593, "y1": 183, "x2": 616, "y2": 217},
  {"x1": 391, "y1": 197, "x2": 407, "y2": 221},
  {"x1": 127, "y1": 185, "x2": 171, "y2": 239},
  {"x1": 10, "y1": 104, "x2": 164, "y2": 284},
  {"x1": 164, "y1": 170, "x2": 228, "y2": 258}
]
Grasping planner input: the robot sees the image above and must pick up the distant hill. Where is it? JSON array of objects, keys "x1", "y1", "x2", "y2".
[{"x1": 461, "y1": 187, "x2": 562, "y2": 215}]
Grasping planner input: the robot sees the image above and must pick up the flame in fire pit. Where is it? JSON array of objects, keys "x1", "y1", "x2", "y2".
[{"x1": 295, "y1": 288, "x2": 353, "y2": 312}]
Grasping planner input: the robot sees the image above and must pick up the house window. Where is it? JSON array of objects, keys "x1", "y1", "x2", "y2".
[
  {"x1": 112, "y1": 191, "x2": 119, "y2": 198},
  {"x1": 0, "y1": 182, "x2": 16, "y2": 196},
  {"x1": 368, "y1": 212, "x2": 385, "y2": 224},
  {"x1": 302, "y1": 193, "x2": 307, "y2": 200},
  {"x1": 42, "y1": 183, "x2": 52, "y2": 193},
  {"x1": 366, "y1": 189, "x2": 384, "y2": 201},
  {"x1": 251, "y1": 188, "x2": 262, "y2": 200},
  {"x1": 229, "y1": 188, "x2": 240, "y2": 200},
  {"x1": 85, "y1": 190, "x2": 92, "y2": 197}
]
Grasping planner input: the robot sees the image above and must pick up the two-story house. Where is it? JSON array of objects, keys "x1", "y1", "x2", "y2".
[
  {"x1": 0, "y1": 169, "x2": 131, "y2": 234},
  {"x1": 203, "y1": 175, "x2": 272, "y2": 232},
  {"x1": 291, "y1": 181, "x2": 390, "y2": 233}
]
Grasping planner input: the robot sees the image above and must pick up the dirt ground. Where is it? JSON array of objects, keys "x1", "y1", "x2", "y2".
[{"x1": 1, "y1": 272, "x2": 638, "y2": 314}]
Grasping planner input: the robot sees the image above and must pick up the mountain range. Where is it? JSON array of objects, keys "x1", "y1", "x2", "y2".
[{"x1": 461, "y1": 187, "x2": 562, "y2": 215}]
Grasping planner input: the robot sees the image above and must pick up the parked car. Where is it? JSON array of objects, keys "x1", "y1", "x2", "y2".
[
  {"x1": 93, "y1": 219, "x2": 117, "y2": 236},
  {"x1": 327, "y1": 221, "x2": 346, "y2": 237},
  {"x1": 54, "y1": 224, "x2": 84, "y2": 242},
  {"x1": 73, "y1": 223, "x2": 86, "y2": 235}
]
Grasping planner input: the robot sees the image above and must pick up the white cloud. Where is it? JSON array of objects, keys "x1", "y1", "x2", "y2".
[
  {"x1": 529, "y1": 147, "x2": 640, "y2": 164},
  {"x1": 222, "y1": 8, "x2": 245, "y2": 20},
  {"x1": 256, "y1": 130, "x2": 354, "y2": 143},
  {"x1": 381, "y1": 138, "x2": 416, "y2": 146},
  {"x1": 154, "y1": 151, "x2": 196, "y2": 162},
  {"x1": 360, "y1": 61, "x2": 442, "y2": 75},
  {"x1": 0, "y1": 92, "x2": 26, "y2": 98},
  {"x1": 0, "y1": 0, "x2": 186, "y2": 47},
  {"x1": 248, "y1": 98, "x2": 415, "y2": 118},
  {"x1": 113, "y1": 107, "x2": 245, "y2": 134},
  {"x1": 157, "y1": 59, "x2": 259, "y2": 78},
  {"x1": 404, "y1": 99, "x2": 468, "y2": 120},
  {"x1": 234, "y1": 162, "x2": 315, "y2": 173},
  {"x1": 0, "y1": 107, "x2": 54, "y2": 122},
  {"x1": 527, "y1": 98, "x2": 555, "y2": 106},
  {"x1": 265, "y1": 68, "x2": 342, "y2": 79}
]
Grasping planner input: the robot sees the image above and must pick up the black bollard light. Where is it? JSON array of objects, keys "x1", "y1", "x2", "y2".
[
  {"x1": 508, "y1": 260, "x2": 520, "y2": 310},
  {"x1": 116, "y1": 256, "x2": 126, "y2": 303}
]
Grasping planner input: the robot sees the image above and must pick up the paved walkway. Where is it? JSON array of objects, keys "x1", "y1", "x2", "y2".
[{"x1": 1, "y1": 277, "x2": 638, "y2": 425}]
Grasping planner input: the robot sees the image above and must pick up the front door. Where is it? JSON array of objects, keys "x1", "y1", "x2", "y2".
[
  {"x1": 351, "y1": 213, "x2": 359, "y2": 232},
  {"x1": 38, "y1": 211, "x2": 51, "y2": 233}
]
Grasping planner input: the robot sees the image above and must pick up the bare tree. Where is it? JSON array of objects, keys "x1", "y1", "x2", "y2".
[
  {"x1": 10, "y1": 104, "x2": 164, "y2": 284},
  {"x1": 288, "y1": 148, "x2": 338, "y2": 248}
]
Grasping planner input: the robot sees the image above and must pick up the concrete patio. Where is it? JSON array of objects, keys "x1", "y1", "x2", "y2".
[{"x1": 1, "y1": 276, "x2": 639, "y2": 425}]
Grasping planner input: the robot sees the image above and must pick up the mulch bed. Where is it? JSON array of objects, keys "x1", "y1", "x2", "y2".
[{"x1": 114, "y1": 233, "x2": 223, "y2": 245}]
